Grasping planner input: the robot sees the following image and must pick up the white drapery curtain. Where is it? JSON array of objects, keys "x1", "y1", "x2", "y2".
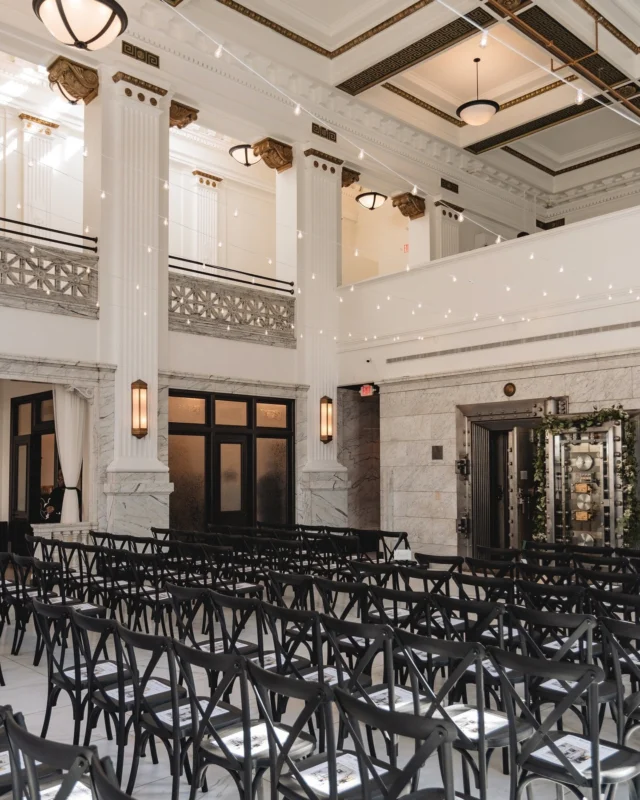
[{"x1": 53, "y1": 386, "x2": 88, "y2": 524}]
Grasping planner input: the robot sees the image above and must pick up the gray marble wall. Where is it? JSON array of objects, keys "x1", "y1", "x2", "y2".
[
  {"x1": 338, "y1": 389, "x2": 380, "y2": 530},
  {"x1": 380, "y1": 349, "x2": 640, "y2": 557}
]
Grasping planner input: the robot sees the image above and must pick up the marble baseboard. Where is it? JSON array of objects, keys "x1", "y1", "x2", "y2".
[{"x1": 104, "y1": 471, "x2": 173, "y2": 536}]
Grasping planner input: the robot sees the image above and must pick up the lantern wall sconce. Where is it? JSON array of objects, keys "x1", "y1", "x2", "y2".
[
  {"x1": 131, "y1": 379, "x2": 148, "y2": 439},
  {"x1": 320, "y1": 395, "x2": 333, "y2": 443}
]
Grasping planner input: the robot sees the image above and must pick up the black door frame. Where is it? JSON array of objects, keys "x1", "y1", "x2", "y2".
[{"x1": 168, "y1": 390, "x2": 295, "y2": 529}]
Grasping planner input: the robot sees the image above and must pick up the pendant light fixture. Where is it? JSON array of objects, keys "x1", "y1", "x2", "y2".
[
  {"x1": 33, "y1": 0, "x2": 127, "y2": 51},
  {"x1": 229, "y1": 144, "x2": 262, "y2": 167},
  {"x1": 356, "y1": 191, "x2": 387, "y2": 210},
  {"x1": 456, "y1": 58, "x2": 499, "y2": 127}
]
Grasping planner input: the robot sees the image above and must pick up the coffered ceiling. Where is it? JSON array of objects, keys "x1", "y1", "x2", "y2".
[{"x1": 205, "y1": 0, "x2": 640, "y2": 194}]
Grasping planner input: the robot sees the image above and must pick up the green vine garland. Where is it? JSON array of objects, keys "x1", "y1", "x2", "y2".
[{"x1": 532, "y1": 405, "x2": 640, "y2": 546}]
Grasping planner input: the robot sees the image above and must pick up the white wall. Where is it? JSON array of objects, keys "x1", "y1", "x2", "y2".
[
  {"x1": 338, "y1": 205, "x2": 640, "y2": 385},
  {"x1": 168, "y1": 330, "x2": 297, "y2": 385}
]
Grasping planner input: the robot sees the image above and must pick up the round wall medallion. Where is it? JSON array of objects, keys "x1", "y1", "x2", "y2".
[{"x1": 503, "y1": 382, "x2": 516, "y2": 397}]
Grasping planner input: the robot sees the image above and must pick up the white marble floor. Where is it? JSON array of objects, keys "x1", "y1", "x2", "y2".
[{"x1": 0, "y1": 614, "x2": 630, "y2": 800}]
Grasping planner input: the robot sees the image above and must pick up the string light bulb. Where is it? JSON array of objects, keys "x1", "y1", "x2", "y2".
[
  {"x1": 215, "y1": 44, "x2": 223, "y2": 58},
  {"x1": 358, "y1": 149, "x2": 364, "y2": 160},
  {"x1": 576, "y1": 88, "x2": 585, "y2": 105},
  {"x1": 480, "y1": 30, "x2": 488, "y2": 48},
  {"x1": 411, "y1": 185, "x2": 418, "y2": 195},
  {"x1": 163, "y1": 180, "x2": 169, "y2": 190},
  {"x1": 294, "y1": 104, "x2": 301, "y2": 116},
  {"x1": 297, "y1": 230, "x2": 303, "y2": 239}
]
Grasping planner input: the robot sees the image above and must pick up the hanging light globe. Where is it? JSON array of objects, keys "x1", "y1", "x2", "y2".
[
  {"x1": 356, "y1": 191, "x2": 387, "y2": 210},
  {"x1": 32, "y1": 0, "x2": 128, "y2": 51},
  {"x1": 229, "y1": 144, "x2": 262, "y2": 167},
  {"x1": 456, "y1": 58, "x2": 499, "y2": 127}
]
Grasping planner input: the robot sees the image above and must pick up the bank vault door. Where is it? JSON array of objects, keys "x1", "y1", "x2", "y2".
[{"x1": 507, "y1": 427, "x2": 536, "y2": 549}]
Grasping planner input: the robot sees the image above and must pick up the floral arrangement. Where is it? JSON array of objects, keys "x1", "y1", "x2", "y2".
[{"x1": 531, "y1": 405, "x2": 640, "y2": 546}]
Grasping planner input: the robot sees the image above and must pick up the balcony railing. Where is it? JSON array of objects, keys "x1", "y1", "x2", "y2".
[
  {"x1": 0, "y1": 233, "x2": 99, "y2": 318},
  {"x1": 168, "y1": 264, "x2": 296, "y2": 348}
]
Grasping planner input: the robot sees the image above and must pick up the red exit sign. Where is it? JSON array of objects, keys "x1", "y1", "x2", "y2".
[{"x1": 360, "y1": 384, "x2": 375, "y2": 397}]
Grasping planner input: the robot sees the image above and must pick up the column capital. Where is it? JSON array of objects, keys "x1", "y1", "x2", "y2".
[
  {"x1": 393, "y1": 192, "x2": 426, "y2": 220},
  {"x1": 303, "y1": 148, "x2": 344, "y2": 166},
  {"x1": 192, "y1": 170, "x2": 223, "y2": 187},
  {"x1": 253, "y1": 137, "x2": 293, "y2": 172},
  {"x1": 341, "y1": 166, "x2": 360, "y2": 188},
  {"x1": 170, "y1": 100, "x2": 199, "y2": 129},
  {"x1": 47, "y1": 56, "x2": 99, "y2": 105}
]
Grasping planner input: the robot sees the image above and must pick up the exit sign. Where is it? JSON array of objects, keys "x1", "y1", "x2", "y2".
[{"x1": 360, "y1": 384, "x2": 375, "y2": 397}]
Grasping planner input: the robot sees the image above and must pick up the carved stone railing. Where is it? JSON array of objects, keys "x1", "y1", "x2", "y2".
[
  {"x1": 169, "y1": 269, "x2": 296, "y2": 348},
  {"x1": 0, "y1": 235, "x2": 99, "y2": 318}
]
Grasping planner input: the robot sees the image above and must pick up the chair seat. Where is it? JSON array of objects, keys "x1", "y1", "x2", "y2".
[
  {"x1": 200, "y1": 639, "x2": 258, "y2": 656},
  {"x1": 56, "y1": 660, "x2": 126, "y2": 687},
  {"x1": 279, "y1": 750, "x2": 398, "y2": 800},
  {"x1": 203, "y1": 720, "x2": 315, "y2": 765},
  {"x1": 94, "y1": 676, "x2": 186, "y2": 710},
  {"x1": 522, "y1": 731, "x2": 640, "y2": 785},
  {"x1": 37, "y1": 779, "x2": 93, "y2": 800},
  {"x1": 250, "y1": 651, "x2": 310, "y2": 673},
  {"x1": 141, "y1": 698, "x2": 240, "y2": 736},
  {"x1": 364, "y1": 683, "x2": 431, "y2": 715},
  {"x1": 533, "y1": 678, "x2": 617, "y2": 705},
  {"x1": 445, "y1": 703, "x2": 533, "y2": 750}
]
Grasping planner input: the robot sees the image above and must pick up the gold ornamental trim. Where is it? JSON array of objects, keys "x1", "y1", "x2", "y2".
[
  {"x1": 193, "y1": 170, "x2": 223, "y2": 186},
  {"x1": 112, "y1": 72, "x2": 168, "y2": 96},
  {"x1": 393, "y1": 193, "x2": 426, "y2": 220},
  {"x1": 504, "y1": 141, "x2": 640, "y2": 177},
  {"x1": 170, "y1": 100, "x2": 199, "y2": 129},
  {"x1": 18, "y1": 113, "x2": 59, "y2": 130},
  {"x1": 303, "y1": 149, "x2": 344, "y2": 165},
  {"x1": 252, "y1": 138, "x2": 293, "y2": 173},
  {"x1": 213, "y1": 0, "x2": 435, "y2": 59},
  {"x1": 341, "y1": 167, "x2": 360, "y2": 188},
  {"x1": 570, "y1": 0, "x2": 640, "y2": 54},
  {"x1": 47, "y1": 56, "x2": 99, "y2": 105}
]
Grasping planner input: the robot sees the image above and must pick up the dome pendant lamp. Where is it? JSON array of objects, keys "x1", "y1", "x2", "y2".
[
  {"x1": 32, "y1": 0, "x2": 128, "y2": 51},
  {"x1": 456, "y1": 57, "x2": 499, "y2": 126}
]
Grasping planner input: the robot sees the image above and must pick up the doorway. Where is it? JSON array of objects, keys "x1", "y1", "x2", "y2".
[
  {"x1": 168, "y1": 391, "x2": 295, "y2": 530},
  {"x1": 470, "y1": 418, "x2": 537, "y2": 554},
  {"x1": 9, "y1": 391, "x2": 60, "y2": 552}
]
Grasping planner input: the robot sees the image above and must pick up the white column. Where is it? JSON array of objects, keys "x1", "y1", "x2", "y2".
[
  {"x1": 88, "y1": 66, "x2": 173, "y2": 534},
  {"x1": 21, "y1": 117, "x2": 54, "y2": 229},
  {"x1": 276, "y1": 146, "x2": 348, "y2": 526},
  {"x1": 194, "y1": 174, "x2": 218, "y2": 272},
  {"x1": 408, "y1": 214, "x2": 431, "y2": 268},
  {"x1": 431, "y1": 201, "x2": 461, "y2": 260}
]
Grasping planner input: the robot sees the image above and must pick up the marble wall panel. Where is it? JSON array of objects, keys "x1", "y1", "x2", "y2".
[{"x1": 338, "y1": 390, "x2": 380, "y2": 530}]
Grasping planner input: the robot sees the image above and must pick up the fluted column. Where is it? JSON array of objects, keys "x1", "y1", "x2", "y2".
[
  {"x1": 275, "y1": 145, "x2": 348, "y2": 525},
  {"x1": 432, "y1": 200, "x2": 461, "y2": 259},
  {"x1": 20, "y1": 115, "x2": 55, "y2": 229},
  {"x1": 89, "y1": 66, "x2": 173, "y2": 534}
]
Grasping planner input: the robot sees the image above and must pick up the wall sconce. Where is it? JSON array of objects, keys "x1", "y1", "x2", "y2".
[
  {"x1": 131, "y1": 379, "x2": 148, "y2": 438},
  {"x1": 320, "y1": 395, "x2": 333, "y2": 443}
]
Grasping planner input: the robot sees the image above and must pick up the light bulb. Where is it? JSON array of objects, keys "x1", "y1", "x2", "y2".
[
  {"x1": 83, "y1": 148, "x2": 88, "y2": 157},
  {"x1": 164, "y1": 218, "x2": 168, "y2": 226},
  {"x1": 609, "y1": 284, "x2": 613, "y2": 289},
  {"x1": 28, "y1": 160, "x2": 34, "y2": 167},
  {"x1": 147, "y1": 246, "x2": 152, "y2": 253},
  {"x1": 163, "y1": 180, "x2": 169, "y2": 190},
  {"x1": 543, "y1": 291, "x2": 547, "y2": 296},
  {"x1": 339, "y1": 297, "x2": 343, "y2": 303},
  {"x1": 587, "y1": 276, "x2": 592, "y2": 281},
  {"x1": 355, "y1": 248, "x2": 359, "y2": 257},
  {"x1": 17, "y1": 202, "x2": 21, "y2": 209},
  {"x1": 218, "y1": 242, "x2": 223, "y2": 248},
  {"x1": 559, "y1": 266, "x2": 564, "y2": 273},
  {"x1": 576, "y1": 294, "x2": 580, "y2": 299},
  {"x1": 311, "y1": 273, "x2": 315, "y2": 280},
  {"x1": 376, "y1": 304, "x2": 380, "y2": 310},
  {"x1": 411, "y1": 185, "x2": 418, "y2": 195},
  {"x1": 576, "y1": 88, "x2": 585, "y2": 105},
  {"x1": 358, "y1": 149, "x2": 364, "y2": 160},
  {"x1": 85, "y1": 226, "x2": 90, "y2": 234},
  {"x1": 350, "y1": 285, "x2": 354, "y2": 292},
  {"x1": 268, "y1": 258, "x2": 272, "y2": 265},
  {"x1": 294, "y1": 104, "x2": 301, "y2": 116},
  {"x1": 452, "y1": 275, "x2": 457, "y2": 282},
  {"x1": 530, "y1": 253, "x2": 534, "y2": 260},
  {"x1": 459, "y1": 213, "x2": 465, "y2": 222},
  {"x1": 480, "y1": 30, "x2": 488, "y2": 48},
  {"x1": 100, "y1": 191, "x2": 105, "y2": 199},
  {"x1": 496, "y1": 235, "x2": 502, "y2": 244},
  {"x1": 215, "y1": 44, "x2": 223, "y2": 58},
  {"x1": 233, "y1": 208, "x2": 238, "y2": 217},
  {"x1": 297, "y1": 230, "x2": 303, "y2": 239},
  {"x1": 30, "y1": 246, "x2": 35, "y2": 253},
  {"x1": 506, "y1": 286, "x2": 511, "y2": 291}
]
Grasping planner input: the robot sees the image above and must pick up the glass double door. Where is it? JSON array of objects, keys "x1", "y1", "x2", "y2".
[{"x1": 168, "y1": 392, "x2": 294, "y2": 531}]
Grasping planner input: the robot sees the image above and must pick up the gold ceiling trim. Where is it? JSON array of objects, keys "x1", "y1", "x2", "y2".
[
  {"x1": 112, "y1": 72, "x2": 168, "y2": 96},
  {"x1": 303, "y1": 149, "x2": 344, "y2": 165},
  {"x1": 213, "y1": 0, "x2": 435, "y2": 59},
  {"x1": 342, "y1": 167, "x2": 360, "y2": 188},
  {"x1": 18, "y1": 113, "x2": 59, "y2": 129},
  {"x1": 383, "y1": 74, "x2": 578, "y2": 128},
  {"x1": 570, "y1": 0, "x2": 640, "y2": 54},
  {"x1": 382, "y1": 83, "x2": 464, "y2": 127},
  {"x1": 193, "y1": 170, "x2": 223, "y2": 183},
  {"x1": 504, "y1": 141, "x2": 640, "y2": 177}
]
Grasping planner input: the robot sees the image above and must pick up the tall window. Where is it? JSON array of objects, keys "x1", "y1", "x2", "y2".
[{"x1": 168, "y1": 391, "x2": 294, "y2": 530}]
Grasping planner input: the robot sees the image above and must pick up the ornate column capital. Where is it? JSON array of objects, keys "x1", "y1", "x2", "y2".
[
  {"x1": 170, "y1": 100, "x2": 199, "y2": 129},
  {"x1": 192, "y1": 170, "x2": 223, "y2": 187},
  {"x1": 252, "y1": 138, "x2": 293, "y2": 172},
  {"x1": 62, "y1": 385, "x2": 95, "y2": 403},
  {"x1": 393, "y1": 192, "x2": 426, "y2": 220},
  {"x1": 47, "y1": 56, "x2": 99, "y2": 105},
  {"x1": 341, "y1": 166, "x2": 360, "y2": 188}
]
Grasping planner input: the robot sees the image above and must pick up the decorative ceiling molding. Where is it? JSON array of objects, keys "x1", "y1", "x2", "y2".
[
  {"x1": 303, "y1": 148, "x2": 344, "y2": 165},
  {"x1": 570, "y1": 0, "x2": 640, "y2": 54},
  {"x1": 504, "y1": 141, "x2": 640, "y2": 176},
  {"x1": 253, "y1": 137, "x2": 294, "y2": 172},
  {"x1": 193, "y1": 170, "x2": 223, "y2": 185},
  {"x1": 112, "y1": 72, "x2": 168, "y2": 96},
  {"x1": 466, "y1": 95, "x2": 607, "y2": 154},
  {"x1": 47, "y1": 56, "x2": 99, "y2": 105},
  {"x1": 18, "y1": 112, "x2": 59, "y2": 130},
  {"x1": 336, "y1": 7, "x2": 495, "y2": 95},
  {"x1": 393, "y1": 192, "x2": 426, "y2": 219},
  {"x1": 537, "y1": 170, "x2": 640, "y2": 211},
  {"x1": 170, "y1": 100, "x2": 199, "y2": 129},
  {"x1": 213, "y1": 0, "x2": 436, "y2": 59},
  {"x1": 382, "y1": 83, "x2": 464, "y2": 127},
  {"x1": 494, "y1": 2, "x2": 640, "y2": 118},
  {"x1": 342, "y1": 166, "x2": 361, "y2": 187},
  {"x1": 383, "y1": 74, "x2": 579, "y2": 128}
]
